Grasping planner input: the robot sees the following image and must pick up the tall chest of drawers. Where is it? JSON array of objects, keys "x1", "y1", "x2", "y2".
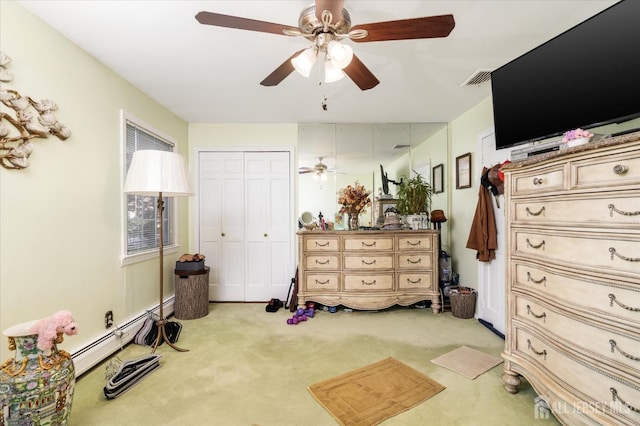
[
  {"x1": 297, "y1": 230, "x2": 440, "y2": 313},
  {"x1": 502, "y1": 133, "x2": 640, "y2": 425}
]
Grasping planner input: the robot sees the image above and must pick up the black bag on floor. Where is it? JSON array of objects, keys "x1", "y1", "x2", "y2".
[{"x1": 134, "y1": 313, "x2": 182, "y2": 347}]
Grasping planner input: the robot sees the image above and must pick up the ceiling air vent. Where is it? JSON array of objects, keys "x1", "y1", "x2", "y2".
[{"x1": 461, "y1": 69, "x2": 492, "y2": 86}]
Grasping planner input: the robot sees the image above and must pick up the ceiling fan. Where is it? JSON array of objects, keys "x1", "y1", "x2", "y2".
[
  {"x1": 195, "y1": 1, "x2": 455, "y2": 90},
  {"x1": 298, "y1": 157, "x2": 336, "y2": 179}
]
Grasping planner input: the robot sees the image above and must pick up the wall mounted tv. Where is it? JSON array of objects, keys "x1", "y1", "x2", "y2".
[{"x1": 491, "y1": 0, "x2": 640, "y2": 150}]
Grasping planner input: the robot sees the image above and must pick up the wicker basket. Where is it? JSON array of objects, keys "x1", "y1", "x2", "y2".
[{"x1": 449, "y1": 289, "x2": 477, "y2": 319}]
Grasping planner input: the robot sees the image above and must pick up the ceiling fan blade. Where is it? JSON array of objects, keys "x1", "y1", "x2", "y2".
[
  {"x1": 260, "y1": 49, "x2": 305, "y2": 87},
  {"x1": 195, "y1": 11, "x2": 297, "y2": 36},
  {"x1": 343, "y1": 54, "x2": 380, "y2": 91},
  {"x1": 315, "y1": 0, "x2": 344, "y2": 24},
  {"x1": 299, "y1": 169, "x2": 315, "y2": 174},
  {"x1": 351, "y1": 15, "x2": 455, "y2": 43}
]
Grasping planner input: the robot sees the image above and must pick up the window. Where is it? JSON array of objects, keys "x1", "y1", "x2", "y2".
[{"x1": 123, "y1": 114, "x2": 176, "y2": 258}]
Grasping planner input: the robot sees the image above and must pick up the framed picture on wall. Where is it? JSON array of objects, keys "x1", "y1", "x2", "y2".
[
  {"x1": 432, "y1": 164, "x2": 444, "y2": 193},
  {"x1": 456, "y1": 152, "x2": 472, "y2": 189}
]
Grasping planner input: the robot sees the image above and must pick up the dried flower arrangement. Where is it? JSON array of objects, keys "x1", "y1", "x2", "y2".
[{"x1": 337, "y1": 182, "x2": 371, "y2": 216}]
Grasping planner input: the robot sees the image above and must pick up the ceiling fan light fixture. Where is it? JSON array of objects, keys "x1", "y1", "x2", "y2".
[
  {"x1": 324, "y1": 58, "x2": 345, "y2": 83},
  {"x1": 292, "y1": 47, "x2": 317, "y2": 77},
  {"x1": 327, "y1": 40, "x2": 353, "y2": 69}
]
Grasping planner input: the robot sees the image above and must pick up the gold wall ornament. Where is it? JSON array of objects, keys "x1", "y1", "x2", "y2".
[{"x1": 0, "y1": 51, "x2": 71, "y2": 170}]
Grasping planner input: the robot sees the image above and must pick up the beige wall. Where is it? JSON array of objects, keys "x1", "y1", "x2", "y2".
[
  {"x1": 0, "y1": 2, "x2": 189, "y2": 361},
  {"x1": 448, "y1": 97, "x2": 495, "y2": 289}
]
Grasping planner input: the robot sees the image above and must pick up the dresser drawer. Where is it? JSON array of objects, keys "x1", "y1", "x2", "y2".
[
  {"x1": 343, "y1": 236, "x2": 394, "y2": 251},
  {"x1": 513, "y1": 261, "x2": 640, "y2": 328},
  {"x1": 396, "y1": 235, "x2": 434, "y2": 251},
  {"x1": 305, "y1": 255, "x2": 339, "y2": 270},
  {"x1": 396, "y1": 253, "x2": 433, "y2": 270},
  {"x1": 397, "y1": 272, "x2": 434, "y2": 289},
  {"x1": 304, "y1": 273, "x2": 340, "y2": 291},
  {"x1": 514, "y1": 327, "x2": 640, "y2": 425},
  {"x1": 509, "y1": 164, "x2": 566, "y2": 196},
  {"x1": 515, "y1": 294, "x2": 640, "y2": 375},
  {"x1": 303, "y1": 236, "x2": 339, "y2": 252},
  {"x1": 512, "y1": 194, "x2": 640, "y2": 227},
  {"x1": 344, "y1": 273, "x2": 393, "y2": 291},
  {"x1": 343, "y1": 254, "x2": 393, "y2": 270},
  {"x1": 572, "y1": 149, "x2": 640, "y2": 190},
  {"x1": 512, "y1": 228, "x2": 640, "y2": 277}
]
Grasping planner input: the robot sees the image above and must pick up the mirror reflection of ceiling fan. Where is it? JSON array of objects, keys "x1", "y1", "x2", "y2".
[
  {"x1": 195, "y1": 0, "x2": 455, "y2": 90},
  {"x1": 298, "y1": 157, "x2": 338, "y2": 180}
]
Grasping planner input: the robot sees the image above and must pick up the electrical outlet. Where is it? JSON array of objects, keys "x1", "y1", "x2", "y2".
[{"x1": 105, "y1": 311, "x2": 113, "y2": 329}]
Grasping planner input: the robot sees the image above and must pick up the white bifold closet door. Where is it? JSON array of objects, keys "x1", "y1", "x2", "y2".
[{"x1": 198, "y1": 151, "x2": 292, "y2": 302}]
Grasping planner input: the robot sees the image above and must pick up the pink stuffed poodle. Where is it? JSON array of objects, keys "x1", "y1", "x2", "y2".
[{"x1": 30, "y1": 310, "x2": 78, "y2": 351}]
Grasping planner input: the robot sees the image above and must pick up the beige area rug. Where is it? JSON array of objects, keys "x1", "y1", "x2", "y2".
[
  {"x1": 431, "y1": 346, "x2": 503, "y2": 380},
  {"x1": 308, "y1": 357, "x2": 445, "y2": 426}
]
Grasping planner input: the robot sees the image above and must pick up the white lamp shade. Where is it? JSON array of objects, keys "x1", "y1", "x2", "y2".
[
  {"x1": 292, "y1": 47, "x2": 317, "y2": 78},
  {"x1": 327, "y1": 41, "x2": 353, "y2": 69},
  {"x1": 124, "y1": 150, "x2": 193, "y2": 196},
  {"x1": 324, "y1": 59, "x2": 345, "y2": 83}
]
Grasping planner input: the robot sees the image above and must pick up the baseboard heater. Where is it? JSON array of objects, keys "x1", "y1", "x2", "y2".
[{"x1": 70, "y1": 297, "x2": 174, "y2": 377}]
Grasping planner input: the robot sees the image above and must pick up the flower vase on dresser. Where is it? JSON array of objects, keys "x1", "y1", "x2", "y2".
[
  {"x1": 338, "y1": 182, "x2": 371, "y2": 232},
  {"x1": 0, "y1": 320, "x2": 76, "y2": 425},
  {"x1": 348, "y1": 213, "x2": 360, "y2": 230}
]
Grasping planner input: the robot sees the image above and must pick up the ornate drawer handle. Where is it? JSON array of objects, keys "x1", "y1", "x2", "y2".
[
  {"x1": 608, "y1": 204, "x2": 640, "y2": 217},
  {"x1": 407, "y1": 258, "x2": 422, "y2": 264},
  {"x1": 407, "y1": 278, "x2": 422, "y2": 284},
  {"x1": 527, "y1": 339, "x2": 547, "y2": 360},
  {"x1": 361, "y1": 280, "x2": 377, "y2": 286},
  {"x1": 613, "y1": 164, "x2": 628, "y2": 175},
  {"x1": 609, "y1": 293, "x2": 640, "y2": 312},
  {"x1": 609, "y1": 339, "x2": 640, "y2": 361},
  {"x1": 609, "y1": 247, "x2": 640, "y2": 262},
  {"x1": 314, "y1": 259, "x2": 330, "y2": 265},
  {"x1": 525, "y1": 206, "x2": 545, "y2": 216},
  {"x1": 526, "y1": 305, "x2": 546, "y2": 322},
  {"x1": 526, "y1": 272, "x2": 547, "y2": 286},
  {"x1": 361, "y1": 241, "x2": 376, "y2": 247},
  {"x1": 610, "y1": 388, "x2": 639, "y2": 413},
  {"x1": 362, "y1": 259, "x2": 376, "y2": 265},
  {"x1": 533, "y1": 177, "x2": 543, "y2": 185},
  {"x1": 407, "y1": 240, "x2": 422, "y2": 246},
  {"x1": 314, "y1": 241, "x2": 330, "y2": 247},
  {"x1": 526, "y1": 238, "x2": 545, "y2": 250},
  {"x1": 314, "y1": 279, "x2": 330, "y2": 285}
]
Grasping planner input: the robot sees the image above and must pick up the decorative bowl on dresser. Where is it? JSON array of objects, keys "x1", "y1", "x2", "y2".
[
  {"x1": 297, "y1": 229, "x2": 441, "y2": 313},
  {"x1": 502, "y1": 131, "x2": 640, "y2": 425}
]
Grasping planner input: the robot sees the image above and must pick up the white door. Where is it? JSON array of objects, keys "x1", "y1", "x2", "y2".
[
  {"x1": 244, "y1": 152, "x2": 291, "y2": 301},
  {"x1": 198, "y1": 150, "x2": 292, "y2": 302},
  {"x1": 476, "y1": 130, "x2": 509, "y2": 334}
]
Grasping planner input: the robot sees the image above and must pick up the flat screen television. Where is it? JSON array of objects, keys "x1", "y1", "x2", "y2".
[{"x1": 491, "y1": 0, "x2": 640, "y2": 150}]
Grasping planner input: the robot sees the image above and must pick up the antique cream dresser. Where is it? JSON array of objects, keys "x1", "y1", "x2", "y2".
[
  {"x1": 297, "y1": 229, "x2": 440, "y2": 313},
  {"x1": 502, "y1": 132, "x2": 640, "y2": 425}
]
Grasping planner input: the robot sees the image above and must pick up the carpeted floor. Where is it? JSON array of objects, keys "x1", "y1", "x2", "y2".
[{"x1": 69, "y1": 303, "x2": 561, "y2": 425}]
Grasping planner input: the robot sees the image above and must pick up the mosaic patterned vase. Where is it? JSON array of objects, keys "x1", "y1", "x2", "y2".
[{"x1": 0, "y1": 321, "x2": 75, "y2": 425}]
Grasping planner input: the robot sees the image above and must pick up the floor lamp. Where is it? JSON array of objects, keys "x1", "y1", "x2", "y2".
[{"x1": 124, "y1": 150, "x2": 193, "y2": 352}]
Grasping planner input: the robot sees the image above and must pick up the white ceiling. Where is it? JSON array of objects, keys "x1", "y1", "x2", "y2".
[{"x1": 16, "y1": 0, "x2": 616, "y2": 126}]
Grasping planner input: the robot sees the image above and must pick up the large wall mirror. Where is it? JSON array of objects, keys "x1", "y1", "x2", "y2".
[{"x1": 298, "y1": 122, "x2": 448, "y2": 231}]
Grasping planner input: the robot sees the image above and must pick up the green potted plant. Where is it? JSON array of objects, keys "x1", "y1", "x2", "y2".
[{"x1": 396, "y1": 172, "x2": 433, "y2": 227}]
